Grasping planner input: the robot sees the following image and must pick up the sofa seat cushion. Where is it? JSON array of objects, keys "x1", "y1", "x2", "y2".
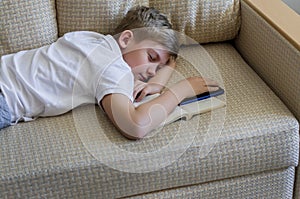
[
  {"x1": 126, "y1": 167, "x2": 295, "y2": 199},
  {"x1": 0, "y1": 43, "x2": 298, "y2": 198}
]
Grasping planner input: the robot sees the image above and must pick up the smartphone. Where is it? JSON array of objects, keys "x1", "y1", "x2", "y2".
[{"x1": 179, "y1": 88, "x2": 225, "y2": 106}]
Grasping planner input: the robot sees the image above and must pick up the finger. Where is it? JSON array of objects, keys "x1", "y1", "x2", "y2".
[
  {"x1": 133, "y1": 82, "x2": 147, "y2": 99},
  {"x1": 133, "y1": 86, "x2": 143, "y2": 100},
  {"x1": 207, "y1": 85, "x2": 220, "y2": 92},
  {"x1": 135, "y1": 89, "x2": 149, "y2": 102},
  {"x1": 136, "y1": 84, "x2": 157, "y2": 101}
]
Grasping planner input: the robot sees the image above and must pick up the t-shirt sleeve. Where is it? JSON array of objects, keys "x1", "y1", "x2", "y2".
[{"x1": 95, "y1": 60, "x2": 134, "y2": 104}]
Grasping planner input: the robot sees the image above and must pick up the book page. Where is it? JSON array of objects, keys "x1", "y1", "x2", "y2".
[
  {"x1": 180, "y1": 97, "x2": 226, "y2": 120},
  {"x1": 161, "y1": 106, "x2": 187, "y2": 126},
  {"x1": 133, "y1": 94, "x2": 188, "y2": 127},
  {"x1": 133, "y1": 94, "x2": 225, "y2": 127}
]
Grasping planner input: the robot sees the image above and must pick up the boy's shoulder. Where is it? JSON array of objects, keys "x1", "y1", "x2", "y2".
[
  {"x1": 60, "y1": 31, "x2": 121, "y2": 53},
  {"x1": 62, "y1": 31, "x2": 105, "y2": 40}
]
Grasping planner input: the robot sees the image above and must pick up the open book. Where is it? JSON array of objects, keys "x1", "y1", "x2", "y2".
[{"x1": 134, "y1": 89, "x2": 226, "y2": 127}]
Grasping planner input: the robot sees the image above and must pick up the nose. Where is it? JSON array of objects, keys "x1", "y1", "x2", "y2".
[{"x1": 147, "y1": 64, "x2": 158, "y2": 77}]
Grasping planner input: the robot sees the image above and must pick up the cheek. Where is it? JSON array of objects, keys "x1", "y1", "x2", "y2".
[
  {"x1": 131, "y1": 65, "x2": 144, "y2": 75},
  {"x1": 124, "y1": 54, "x2": 137, "y2": 67},
  {"x1": 123, "y1": 51, "x2": 148, "y2": 68}
]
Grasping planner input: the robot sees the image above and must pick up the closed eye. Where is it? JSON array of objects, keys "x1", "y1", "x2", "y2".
[
  {"x1": 148, "y1": 49, "x2": 158, "y2": 62},
  {"x1": 148, "y1": 54, "x2": 154, "y2": 61}
]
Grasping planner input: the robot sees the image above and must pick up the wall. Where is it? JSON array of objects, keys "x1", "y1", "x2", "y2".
[{"x1": 282, "y1": 0, "x2": 300, "y2": 14}]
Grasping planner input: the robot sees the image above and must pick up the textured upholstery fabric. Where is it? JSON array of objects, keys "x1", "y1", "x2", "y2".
[
  {"x1": 1, "y1": 43, "x2": 298, "y2": 198},
  {"x1": 56, "y1": 0, "x2": 148, "y2": 37},
  {"x1": 126, "y1": 167, "x2": 295, "y2": 199},
  {"x1": 0, "y1": 0, "x2": 299, "y2": 198},
  {"x1": 56, "y1": 0, "x2": 240, "y2": 43},
  {"x1": 235, "y1": 1, "x2": 300, "y2": 121},
  {"x1": 149, "y1": 0, "x2": 241, "y2": 44},
  {"x1": 235, "y1": 3, "x2": 300, "y2": 198},
  {"x1": 295, "y1": 169, "x2": 300, "y2": 199},
  {"x1": 0, "y1": 0, "x2": 57, "y2": 56}
]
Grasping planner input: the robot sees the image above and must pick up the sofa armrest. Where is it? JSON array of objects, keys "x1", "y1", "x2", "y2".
[
  {"x1": 235, "y1": 1, "x2": 300, "y2": 198},
  {"x1": 235, "y1": 0, "x2": 300, "y2": 121},
  {"x1": 244, "y1": 0, "x2": 300, "y2": 50}
]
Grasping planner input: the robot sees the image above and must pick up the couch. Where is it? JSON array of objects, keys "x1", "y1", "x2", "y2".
[{"x1": 1, "y1": 0, "x2": 299, "y2": 198}]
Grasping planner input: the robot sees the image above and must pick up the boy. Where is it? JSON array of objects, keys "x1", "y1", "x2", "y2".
[{"x1": 0, "y1": 6, "x2": 219, "y2": 139}]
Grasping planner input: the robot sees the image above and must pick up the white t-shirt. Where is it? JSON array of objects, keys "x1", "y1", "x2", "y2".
[{"x1": 0, "y1": 31, "x2": 134, "y2": 123}]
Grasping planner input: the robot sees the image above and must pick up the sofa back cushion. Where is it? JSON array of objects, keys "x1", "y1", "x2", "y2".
[
  {"x1": 149, "y1": 0, "x2": 241, "y2": 43},
  {"x1": 0, "y1": 0, "x2": 57, "y2": 56},
  {"x1": 56, "y1": 0, "x2": 148, "y2": 38},
  {"x1": 0, "y1": 0, "x2": 240, "y2": 57},
  {"x1": 57, "y1": 0, "x2": 240, "y2": 44}
]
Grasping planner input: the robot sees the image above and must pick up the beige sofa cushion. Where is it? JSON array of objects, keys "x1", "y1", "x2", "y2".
[
  {"x1": 56, "y1": 0, "x2": 240, "y2": 43},
  {"x1": 0, "y1": 0, "x2": 58, "y2": 56},
  {"x1": 149, "y1": 0, "x2": 241, "y2": 43},
  {"x1": 56, "y1": 0, "x2": 149, "y2": 37},
  {"x1": 1, "y1": 43, "x2": 298, "y2": 198}
]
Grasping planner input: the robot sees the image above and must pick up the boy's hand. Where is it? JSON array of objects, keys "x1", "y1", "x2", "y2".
[
  {"x1": 134, "y1": 76, "x2": 219, "y2": 103},
  {"x1": 133, "y1": 80, "x2": 163, "y2": 102},
  {"x1": 186, "y1": 76, "x2": 219, "y2": 96},
  {"x1": 170, "y1": 76, "x2": 220, "y2": 102}
]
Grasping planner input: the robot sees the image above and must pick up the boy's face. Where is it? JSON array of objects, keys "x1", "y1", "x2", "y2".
[{"x1": 122, "y1": 39, "x2": 170, "y2": 82}]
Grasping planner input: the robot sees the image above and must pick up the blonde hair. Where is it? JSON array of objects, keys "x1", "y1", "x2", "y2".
[{"x1": 113, "y1": 6, "x2": 179, "y2": 58}]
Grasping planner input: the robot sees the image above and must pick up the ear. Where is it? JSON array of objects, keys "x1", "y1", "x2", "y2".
[{"x1": 118, "y1": 30, "x2": 134, "y2": 49}]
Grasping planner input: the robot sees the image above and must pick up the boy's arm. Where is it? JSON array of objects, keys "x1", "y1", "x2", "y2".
[
  {"x1": 101, "y1": 89, "x2": 179, "y2": 139},
  {"x1": 134, "y1": 58, "x2": 176, "y2": 101},
  {"x1": 101, "y1": 77, "x2": 219, "y2": 139}
]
